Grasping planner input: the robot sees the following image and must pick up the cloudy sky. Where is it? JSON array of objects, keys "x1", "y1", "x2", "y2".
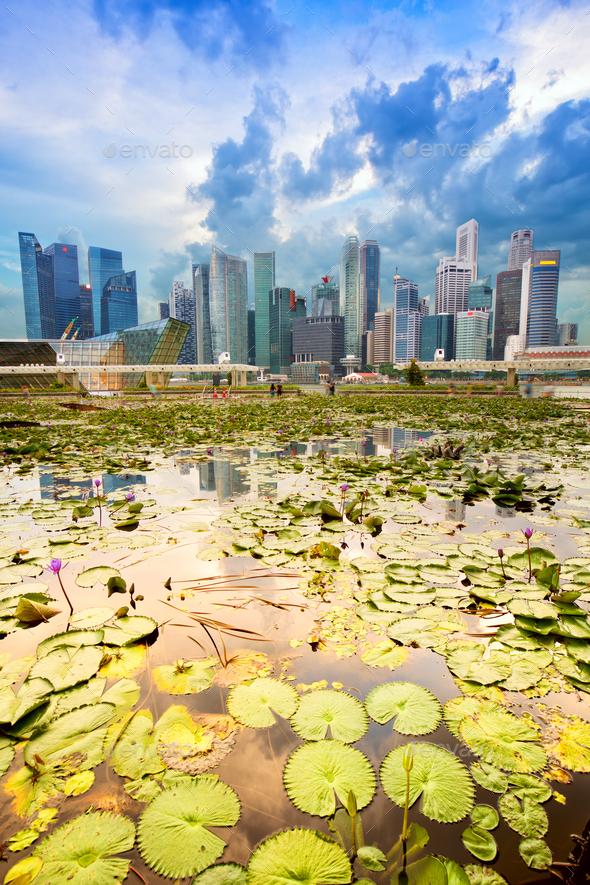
[{"x1": 1, "y1": 0, "x2": 589, "y2": 338}]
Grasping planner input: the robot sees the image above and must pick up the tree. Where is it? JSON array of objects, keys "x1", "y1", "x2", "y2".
[{"x1": 405, "y1": 360, "x2": 425, "y2": 387}]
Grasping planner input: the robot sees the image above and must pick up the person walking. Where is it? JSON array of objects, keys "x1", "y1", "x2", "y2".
[
  {"x1": 269, "y1": 383, "x2": 276, "y2": 397},
  {"x1": 276, "y1": 382, "x2": 283, "y2": 398},
  {"x1": 328, "y1": 381, "x2": 335, "y2": 396}
]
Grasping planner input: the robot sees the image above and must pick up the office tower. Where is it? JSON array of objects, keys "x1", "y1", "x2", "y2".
[
  {"x1": 88, "y1": 247, "x2": 123, "y2": 335},
  {"x1": 42, "y1": 243, "x2": 81, "y2": 338},
  {"x1": 360, "y1": 239, "x2": 380, "y2": 331},
  {"x1": 254, "y1": 251, "x2": 275, "y2": 369},
  {"x1": 168, "y1": 281, "x2": 197, "y2": 364},
  {"x1": 520, "y1": 251, "x2": 560, "y2": 348},
  {"x1": 158, "y1": 302, "x2": 170, "y2": 320},
  {"x1": 269, "y1": 288, "x2": 306, "y2": 375},
  {"x1": 421, "y1": 314, "x2": 455, "y2": 361},
  {"x1": 418, "y1": 296, "x2": 430, "y2": 317},
  {"x1": 455, "y1": 311, "x2": 489, "y2": 360},
  {"x1": 456, "y1": 218, "x2": 479, "y2": 267},
  {"x1": 311, "y1": 276, "x2": 339, "y2": 317},
  {"x1": 247, "y1": 308, "x2": 256, "y2": 365},
  {"x1": 508, "y1": 229, "x2": 534, "y2": 270},
  {"x1": 79, "y1": 285, "x2": 94, "y2": 338},
  {"x1": 468, "y1": 275, "x2": 492, "y2": 310},
  {"x1": 493, "y1": 270, "x2": 522, "y2": 360},
  {"x1": 18, "y1": 232, "x2": 56, "y2": 339},
  {"x1": 101, "y1": 271, "x2": 138, "y2": 335},
  {"x1": 373, "y1": 309, "x2": 394, "y2": 366},
  {"x1": 292, "y1": 315, "x2": 345, "y2": 369},
  {"x1": 339, "y1": 236, "x2": 362, "y2": 357},
  {"x1": 557, "y1": 323, "x2": 578, "y2": 345},
  {"x1": 209, "y1": 246, "x2": 248, "y2": 362},
  {"x1": 193, "y1": 264, "x2": 212, "y2": 364},
  {"x1": 435, "y1": 257, "x2": 476, "y2": 316},
  {"x1": 393, "y1": 275, "x2": 420, "y2": 362}
]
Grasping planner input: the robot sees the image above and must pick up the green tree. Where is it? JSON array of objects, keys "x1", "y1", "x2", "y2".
[{"x1": 404, "y1": 360, "x2": 425, "y2": 387}]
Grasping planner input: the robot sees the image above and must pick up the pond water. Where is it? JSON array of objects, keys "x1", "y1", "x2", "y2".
[{"x1": 0, "y1": 399, "x2": 589, "y2": 885}]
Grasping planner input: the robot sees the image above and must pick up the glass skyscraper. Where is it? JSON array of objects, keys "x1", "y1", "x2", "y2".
[
  {"x1": 88, "y1": 247, "x2": 124, "y2": 335},
  {"x1": 79, "y1": 284, "x2": 94, "y2": 339},
  {"x1": 254, "y1": 251, "x2": 275, "y2": 369},
  {"x1": 493, "y1": 270, "x2": 522, "y2": 360},
  {"x1": 311, "y1": 278, "x2": 339, "y2": 317},
  {"x1": 193, "y1": 263, "x2": 212, "y2": 364},
  {"x1": 468, "y1": 275, "x2": 492, "y2": 310},
  {"x1": 522, "y1": 251, "x2": 561, "y2": 348},
  {"x1": 393, "y1": 275, "x2": 420, "y2": 362},
  {"x1": 247, "y1": 308, "x2": 256, "y2": 365},
  {"x1": 269, "y1": 288, "x2": 307, "y2": 375},
  {"x1": 209, "y1": 246, "x2": 248, "y2": 363},
  {"x1": 168, "y1": 281, "x2": 197, "y2": 364},
  {"x1": 101, "y1": 271, "x2": 138, "y2": 335},
  {"x1": 43, "y1": 243, "x2": 81, "y2": 338},
  {"x1": 18, "y1": 232, "x2": 55, "y2": 339},
  {"x1": 360, "y1": 240, "x2": 380, "y2": 331},
  {"x1": 339, "y1": 236, "x2": 362, "y2": 358},
  {"x1": 421, "y1": 314, "x2": 455, "y2": 361}
]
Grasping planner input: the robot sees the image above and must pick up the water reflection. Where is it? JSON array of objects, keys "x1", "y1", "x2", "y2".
[{"x1": 39, "y1": 470, "x2": 146, "y2": 499}]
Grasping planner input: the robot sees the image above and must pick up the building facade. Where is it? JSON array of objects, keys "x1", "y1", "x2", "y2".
[
  {"x1": 435, "y1": 257, "x2": 476, "y2": 316},
  {"x1": 292, "y1": 315, "x2": 344, "y2": 371},
  {"x1": 79, "y1": 285, "x2": 94, "y2": 339},
  {"x1": 18, "y1": 232, "x2": 56, "y2": 339},
  {"x1": 193, "y1": 263, "x2": 212, "y2": 364},
  {"x1": 557, "y1": 322, "x2": 578, "y2": 345},
  {"x1": 158, "y1": 302, "x2": 170, "y2": 320},
  {"x1": 88, "y1": 247, "x2": 123, "y2": 336},
  {"x1": 209, "y1": 246, "x2": 248, "y2": 363},
  {"x1": 360, "y1": 239, "x2": 380, "y2": 331},
  {"x1": 247, "y1": 308, "x2": 256, "y2": 365},
  {"x1": 493, "y1": 270, "x2": 522, "y2": 360},
  {"x1": 269, "y1": 288, "x2": 307, "y2": 375},
  {"x1": 373, "y1": 309, "x2": 394, "y2": 366},
  {"x1": 101, "y1": 271, "x2": 138, "y2": 335},
  {"x1": 254, "y1": 251, "x2": 275, "y2": 369},
  {"x1": 339, "y1": 236, "x2": 362, "y2": 358},
  {"x1": 43, "y1": 243, "x2": 81, "y2": 338},
  {"x1": 521, "y1": 251, "x2": 561, "y2": 348},
  {"x1": 168, "y1": 281, "x2": 197, "y2": 364},
  {"x1": 393, "y1": 275, "x2": 420, "y2": 362},
  {"x1": 455, "y1": 218, "x2": 479, "y2": 266},
  {"x1": 421, "y1": 314, "x2": 455, "y2": 361},
  {"x1": 455, "y1": 310, "x2": 490, "y2": 360},
  {"x1": 508, "y1": 229, "x2": 534, "y2": 270},
  {"x1": 311, "y1": 277, "x2": 339, "y2": 317}
]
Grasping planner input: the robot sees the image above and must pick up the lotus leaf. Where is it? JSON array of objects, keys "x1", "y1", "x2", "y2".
[
  {"x1": 75, "y1": 567, "x2": 122, "y2": 588},
  {"x1": 63, "y1": 771, "x2": 95, "y2": 796},
  {"x1": 541, "y1": 710, "x2": 590, "y2": 772},
  {"x1": 470, "y1": 805, "x2": 499, "y2": 830},
  {"x1": 36, "y1": 630, "x2": 104, "y2": 658},
  {"x1": 14, "y1": 599, "x2": 60, "y2": 624},
  {"x1": 290, "y1": 689, "x2": 368, "y2": 742},
  {"x1": 518, "y1": 837, "x2": 552, "y2": 870},
  {"x1": 357, "y1": 846, "x2": 386, "y2": 871},
  {"x1": 461, "y1": 826, "x2": 498, "y2": 862},
  {"x1": 0, "y1": 678, "x2": 53, "y2": 726},
  {"x1": 463, "y1": 865, "x2": 508, "y2": 884},
  {"x1": 498, "y1": 792, "x2": 548, "y2": 838},
  {"x1": 360, "y1": 641, "x2": 409, "y2": 670},
  {"x1": 380, "y1": 743, "x2": 474, "y2": 823},
  {"x1": 387, "y1": 617, "x2": 443, "y2": 647},
  {"x1": 212, "y1": 651, "x2": 271, "y2": 686},
  {"x1": 283, "y1": 740, "x2": 376, "y2": 816},
  {"x1": 101, "y1": 615, "x2": 158, "y2": 646},
  {"x1": 390, "y1": 855, "x2": 447, "y2": 885},
  {"x1": 3, "y1": 856, "x2": 43, "y2": 885},
  {"x1": 191, "y1": 864, "x2": 246, "y2": 884},
  {"x1": 365, "y1": 682, "x2": 442, "y2": 734},
  {"x1": 508, "y1": 773, "x2": 552, "y2": 803},
  {"x1": 24, "y1": 702, "x2": 114, "y2": 769},
  {"x1": 226, "y1": 677, "x2": 298, "y2": 728},
  {"x1": 69, "y1": 608, "x2": 116, "y2": 629},
  {"x1": 29, "y1": 646, "x2": 103, "y2": 692},
  {"x1": 137, "y1": 777, "x2": 240, "y2": 878},
  {"x1": 246, "y1": 829, "x2": 352, "y2": 885},
  {"x1": 0, "y1": 736, "x2": 16, "y2": 776},
  {"x1": 153, "y1": 659, "x2": 215, "y2": 695}
]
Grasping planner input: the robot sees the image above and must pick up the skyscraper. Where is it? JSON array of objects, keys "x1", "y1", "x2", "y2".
[
  {"x1": 247, "y1": 308, "x2": 256, "y2": 365},
  {"x1": 88, "y1": 247, "x2": 123, "y2": 335},
  {"x1": 18, "y1": 232, "x2": 56, "y2": 339},
  {"x1": 101, "y1": 271, "x2": 138, "y2": 335},
  {"x1": 456, "y1": 311, "x2": 489, "y2": 360},
  {"x1": 360, "y1": 240, "x2": 380, "y2": 331},
  {"x1": 209, "y1": 246, "x2": 248, "y2": 362},
  {"x1": 557, "y1": 323, "x2": 578, "y2": 345},
  {"x1": 269, "y1": 288, "x2": 306, "y2": 375},
  {"x1": 421, "y1": 314, "x2": 455, "y2": 361},
  {"x1": 254, "y1": 251, "x2": 275, "y2": 369},
  {"x1": 339, "y1": 236, "x2": 362, "y2": 357},
  {"x1": 393, "y1": 275, "x2": 420, "y2": 362},
  {"x1": 456, "y1": 219, "x2": 479, "y2": 266},
  {"x1": 311, "y1": 276, "x2": 339, "y2": 317},
  {"x1": 158, "y1": 302, "x2": 170, "y2": 320},
  {"x1": 520, "y1": 251, "x2": 561, "y2": 347},
  {"x1": 467, "y1": 275, "x2": 492, "y2": 311},
  {"x1": 493, "y1": 270, "x2": 522, "y2": 360},
  {"x1": 169, "y1": 281, "x2": 197, "y2": 364},
  {"x1": 193, "y1": 263, "x2": 212, "y2": 364},
  {"x1": 42, "y1": 243, "x2": 81, "y2": 339},
  {"x1": 434, "y1": 258, "x2": 475, "y2": 316},
  {"x1": 373, "y1": 309, "x2": 394, "y2": 365},
  {"x1": 508, "y1": 229, "x2": 534, "y2": 270},
  {"x1": 79, "y1": 284, "x2": 94, "y2": 339}
]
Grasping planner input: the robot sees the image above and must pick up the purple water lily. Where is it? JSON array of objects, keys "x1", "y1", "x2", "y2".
[
  {"x1": 497, "y1": 548, "x2": 507, "y2": 579},
  {"x1": 522, "y1": 528, "x2": 534, "y2": 581},
  {"x1": 522, "y1": 527, "x2": 534, "y2": 539},
  {"x1": 125, "y1": 492, "x2": 135, "y2": 502},
  {"x1": 46, "y1": 558, "x2": 62, "y2": 574}
]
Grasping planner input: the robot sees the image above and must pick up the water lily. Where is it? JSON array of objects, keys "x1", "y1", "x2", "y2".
[
  {"x1": 125, "y1": 492, "x2": 135, "y2": 502},
  {"x1": 46, "y1": 558, "x2": 62, "y2": 574},
  {"x1": 497, "y1": 548, "x2": 507, "y2": 579}
]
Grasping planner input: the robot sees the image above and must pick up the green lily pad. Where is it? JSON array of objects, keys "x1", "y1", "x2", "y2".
[
  {"x1": 471, "y1": 805, "x2": 499, "y2": 830},
  {"x1": 290, "y1": 690, "x2": 368, "y2": 743},
  {"x1": 246, "y1": 829, "x2": 352, "y2": 885},
  {"x1": 283, "y1": 740, "x2": 376, "y2": 817},
  {"x1": 36, "y1": 630, "x2": 104, "y2": 658},
  {"x1": 519, "y1": 837, "x2": 552, "y2": 870},
  {"x1": 464, "y1": 865, "x2": 509, "y2": 884},
  {"x1": 365, "y1": 682, "x2": 442, "y2": 735},
  {"x1": 498, "y1": 793, "x2": 548, "y2": 838},
  {"x1": 24, "y1": 702, "x2": 114, "y2": 769},
  {"x1": 226, "y1": 678, "x2": 299, "y2": 728},
  {"x1": 360, "y1": 641, "x2": 409, "y2": 670},
  {"x1": 101, "y1": 615, "x2": 158, "y2": 647},
  {"x1": 461, "y1": 826, "x2": 498, "y2": 862},
  {"x1": 469, "y1": 762, "x2": 508, "y2": 794},
  {"x1": 191, "y1": 864, "x2": 246, "y2": 884},
  {"x1": 153, "y1": 659, "x2": 215, "y2": 695},
  {"x1": 0, "y1": 678, "x2": 53, "y2": 726},
  {"x1": 69, "y1": 607, "x2": 116, "y2": 629},
  {"x1": 137, "y1": 777, "x2": 240, "y2": 878},
  {"x1": 75, "y1": 567, "x2": 122, "y2": 588},
  {"x1": 29, "y1": 645, "x2": 103, "y2": 691}
]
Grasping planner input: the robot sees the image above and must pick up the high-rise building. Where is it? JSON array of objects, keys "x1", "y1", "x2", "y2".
[
  {"x1": 158, "y1": 302, "x2": 170, "y2": 320},
  {"x1": 292, "y1": 315, "x2": 345, "y2": 371},
  {"x1": 493, "y1": 270, "x2": 522, "y2": 360},
  {"x1": 339, "y1": 236, "x2": 362, "y2": 358},
  {"x1": 468, "y1": 275, "x2": 493, "y2": 310},
  {"x1": 79, "y1": 285, "x2": 94, "y2": 339},
  {"x1": 435, "y1": 258, "x2": 476, "y2": 316},
  {"x1": 18, "y1": 232, "x2": 56, "y2": 339},
  {"x1": 311, "y1": 276, "x2": 339, "y2": 317},
  {"x1": 168, "y1": 281, "x2": 197, "y2": 364},
  {"x1": 209, "y1": 246, "x2": 248, "y2": 363},
  {"x1": 362, "y1": 330, "x2": 374, "y2": 367},
  {"x1": 254, "y1": 251, "x2": 275, "y2": 369},
  {"x1": 421, "y1": 314, "x2": 455, "y2": 361},
  {"x1": 418, "y1": 296, "x2": 430, "y2": 317},
  {"x1": 455, "y1": 310, "x2": 489, "y2": 360},
  {"x1": 373, "y1": 309, "x2": 394, "y2": 366},
  {"x1": 520, "y1": 251, "x2": 560, "y2": 348},
  {"x1": 508, "y1": 229, "x2": 534, "y2": 270},
  {"x1": 42, "y1": 243, "x2": 81, "y2": 339},
  {"x1": 88, "y1": 247, "x2": 123, "y2": 336},
  {"x1": 247, "y1": 308, "x2": 256, "y2": 365},
  {"x1": 193, "y1": 263, "x2": 212, "y2": 364},
  {"x1": 393, "y1": 275, "x2": 420, "y2": 362},
  {"x1": 455, "y1": 219, "x2": 479, "y2": 266},
  {"x1": 360, "y1": 240, "x2": 380, "y2": 331},
  {"x1": 269, "y1": 288, "x2": 307, "y2": 375},
  {"x1": 101, "y1": 271, "x2": 138, "y2": 335},
  {"x1": 557, "y1": 323, "x2": 578, "y2": 345}
]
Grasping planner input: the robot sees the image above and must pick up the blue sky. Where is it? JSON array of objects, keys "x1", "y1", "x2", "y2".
[{"x1": 1, "y1": 0, "x2": 589, "y2": 337}]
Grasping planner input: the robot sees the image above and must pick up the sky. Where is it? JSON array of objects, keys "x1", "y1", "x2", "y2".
[{"x1": 1, "y1": 0, "x2": 589, "y2": 339}]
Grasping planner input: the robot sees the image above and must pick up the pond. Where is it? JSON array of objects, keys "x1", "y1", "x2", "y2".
[{"x1": 0, "y1": 393, "x2": 589, "y2": 885}]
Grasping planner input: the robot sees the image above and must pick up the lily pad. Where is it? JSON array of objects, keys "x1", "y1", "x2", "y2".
[
  {"x1": 470, "y1": 805, "x2": 499, "y2": 830},
  {"x1": 69, "y1": 607, "x2": 116, "y2": 629},
  {"x1": 75, "y1": 567, "x2": 122, "y2": 588},
  {"x1": 101, "y1": 615, "x2": 158, "y2": 647},
  {"x1": 24, "y1": 702, "x2": 114, "y2": 769},
  {"x1": 462, "y1": 826, "x2": 498, "y2": 862},
  {"x1": 498, "y1": 793, "x2": 548, "y2": 838},
  {"x1": 290, "y1": 690, "x2": 368, "y2": 743},
  {"x1": 29, "y1": 646, "x2": 103, "y2": 691},
  {"x1": 365, "y1": 682, "x2": 442, "y2": 735},
  {"x1": 191, "y1": 864, "x2": 246, "y2": 884},
  {"x1": 519, "y1": 837, "x2": 552, "y2": 870},
  {"x1": 246, "y1": 829, "x2": 352, "y2": 885},
  {"x1": 360, "y1": 641, "x2": 409, "y2": 670},
  {"x1": 464, "y1": 865, "x2": 508, "y2": 884},
  {"x1": 226, "y1": 678, "x2": 299, "y2": 728},
  {"x1": 137, "y1": 777, "x2": 240, "y2": 878},
  {"x1": 153, "y1": 659, "x2": 215, "y2": 695},
  {"x1": 0, "y1": 678, "x2": 53, "y2": 726},
  {"x1": 283, "y1": 740, "x2": 376, "y2": 816},
  {"x1": 541, "y1": 710, "x2": 590, "y2": 772}
]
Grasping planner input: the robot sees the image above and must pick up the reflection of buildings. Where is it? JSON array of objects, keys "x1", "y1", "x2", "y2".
[
  {"x1": 40, "y1": 471, "x2": 145, "y2": 499},
  {"x1": 446, "y1": 500, "x2": 466, "y2": 522}
]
